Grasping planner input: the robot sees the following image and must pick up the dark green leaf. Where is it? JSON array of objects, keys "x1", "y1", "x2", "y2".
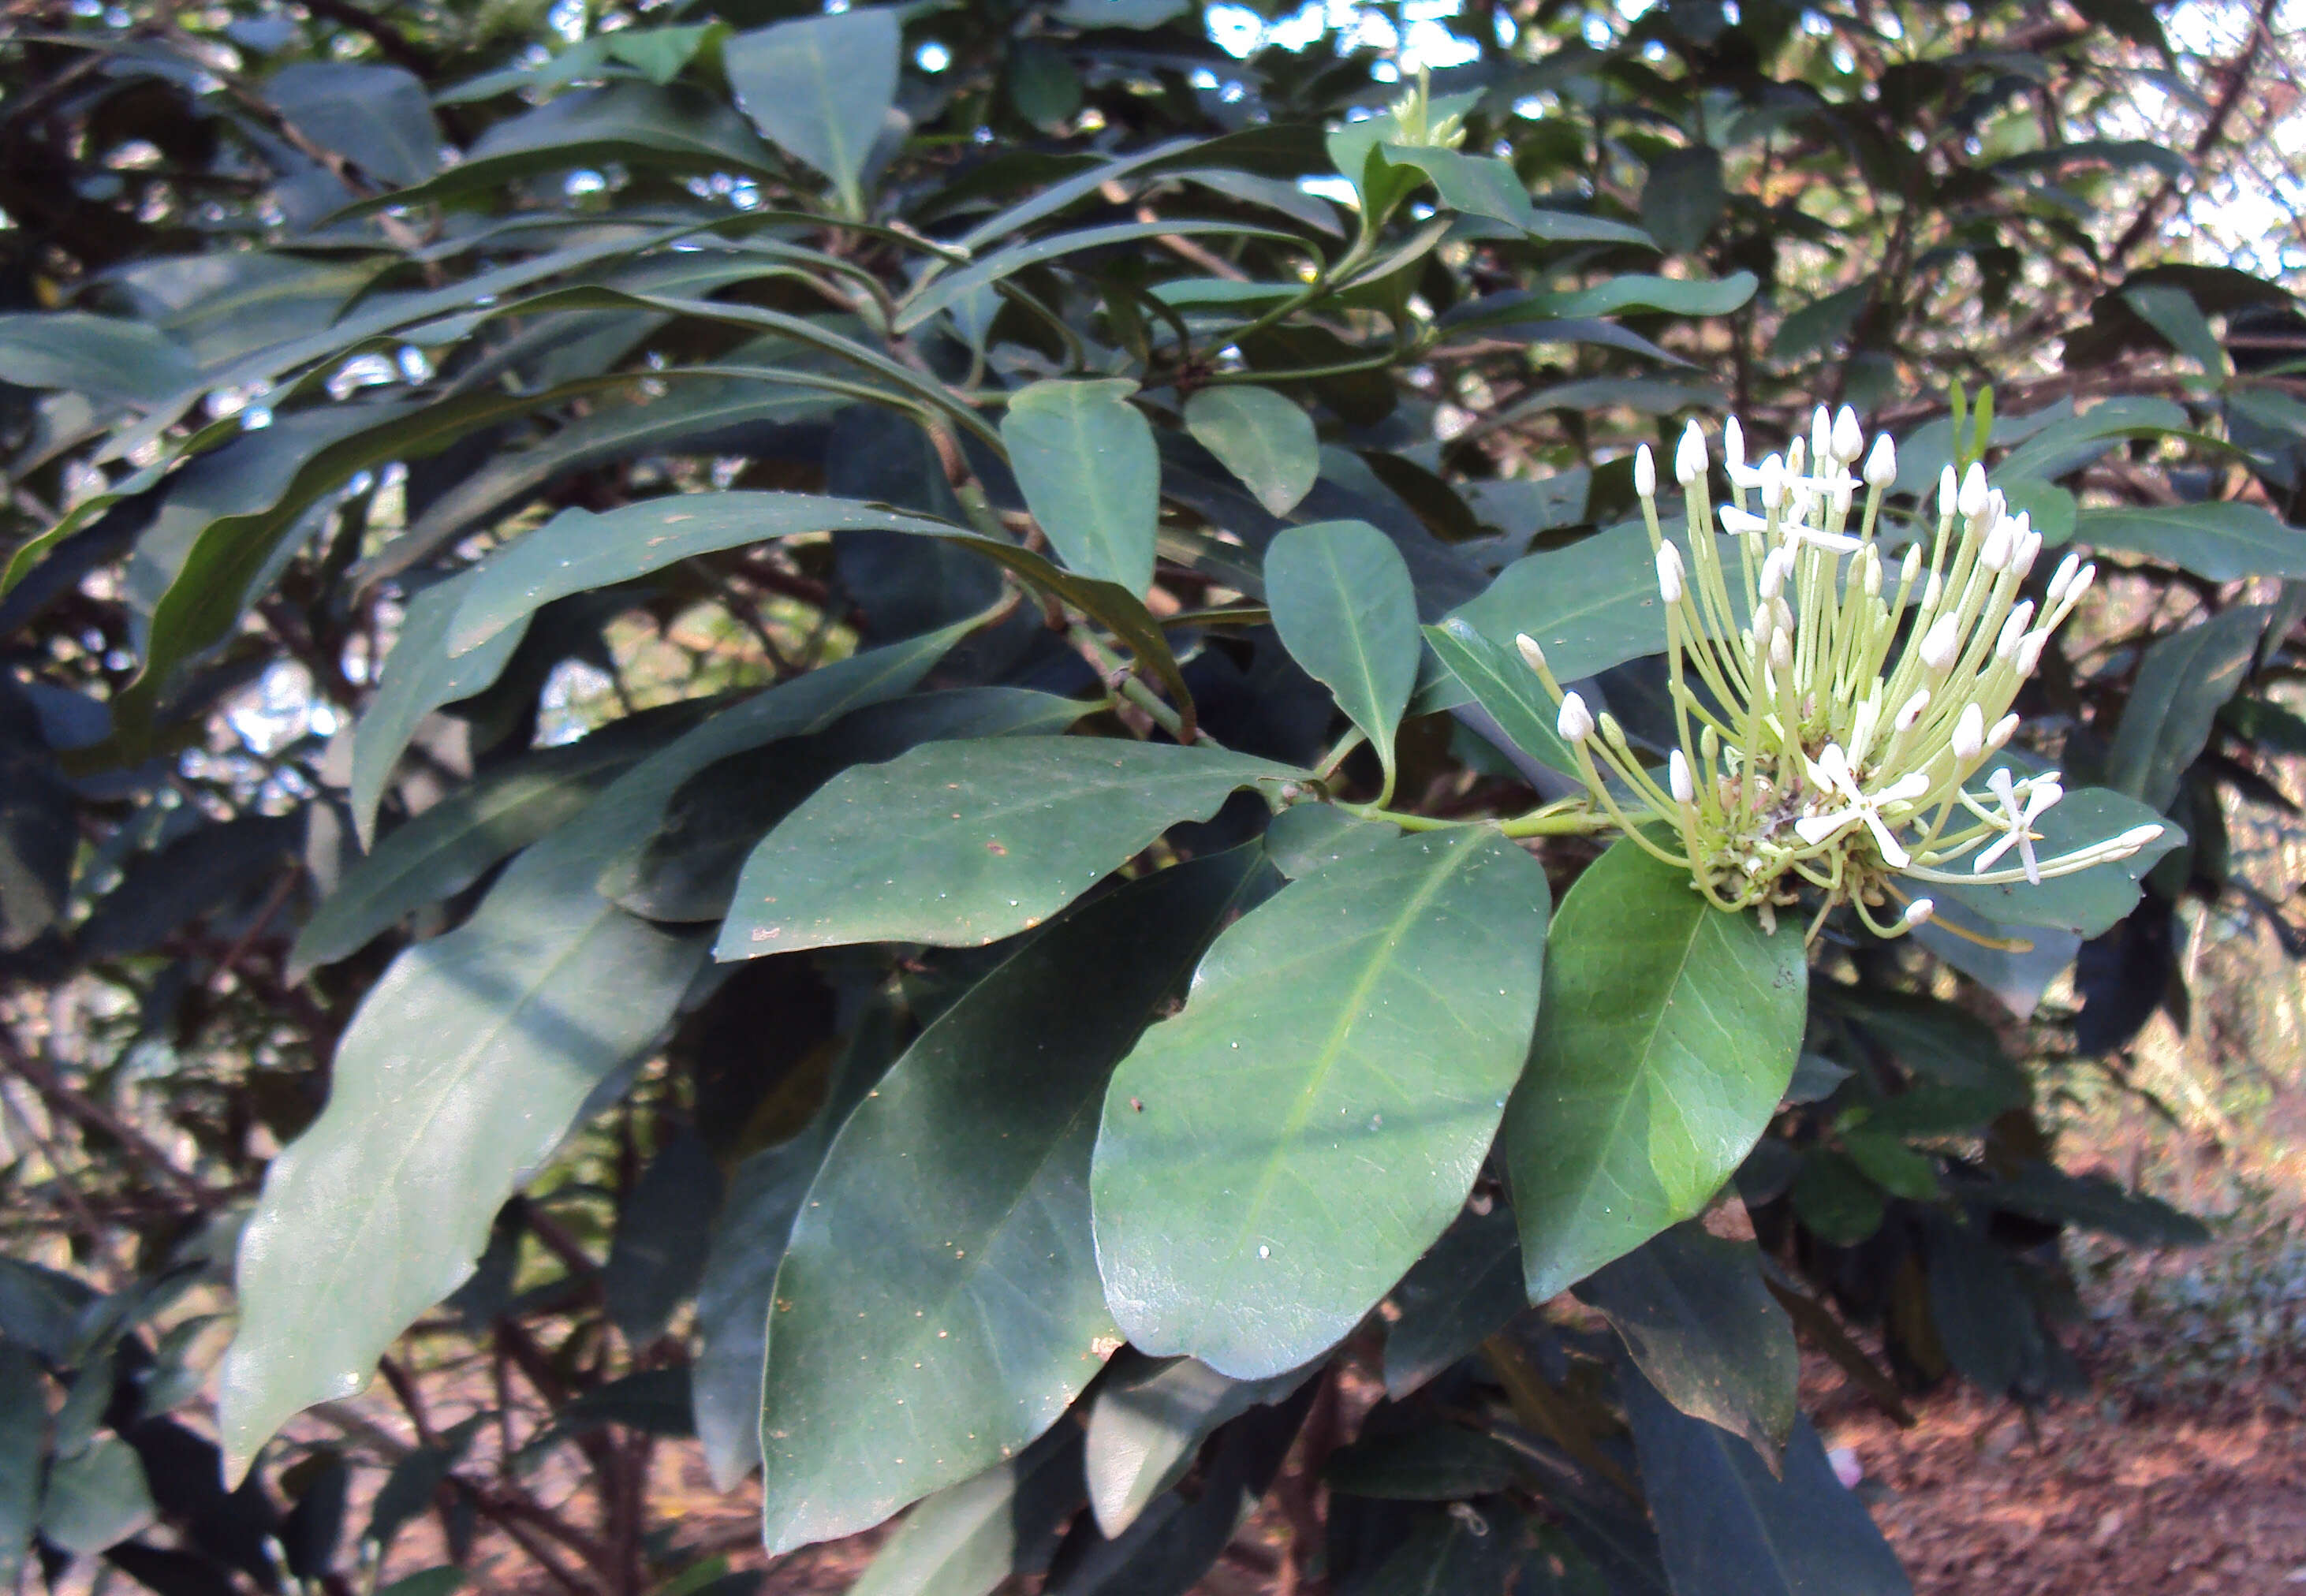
[
  {"x1": 849, "y1": 1422, "x2": 1086, "y2": 1596},
  {"x1": 0, "y1": 692, "x2": 74, "y2": 952},
  {"x1": 1577, "y1": 1225, "x2": 1796, "y2": 1462},
  {"x1": 1623, "y1": 1379, "x2": 1911, "y2": 1596},
  {"x1": 1920, "y1": 1217, "x2": 2040, "y2": 1396},
  {"x1": 1841, "y1": 1132, "x2": 1939, "y2": 1202},
  {"x1": 1983, "y1": 1163, "x2": 2210, "y2": 1246},
  {"x1": 1789, "y1": 1151, "x2": 1885, "y2": 1247},
  {"x1": 376, "y1": 1571, "x2": 466, "y2": 1596},
  {"x1": 266, "y1": 63, "x2": 440, "y2": 188},
  {"x1": 0, "y1": 1344, "x2": 39, "y2": 1588},
  {"x1": 1423, "y1": 618, "x2": 1580, "y2": 777},
  {"x1": 1506, "y1": 841, "x2": 1805, "y2": 1302},
  {"x1": 1095, "y1": 829, "x2": 1550, "y2": 1378},
  {"x1": 1183, "y1": 387, "x2": 1319, "y2": 516},
  {"x1": 1084, "y1": 1354, "x2": 1310, "y2": 1537},
  {"x1": 78, "y1": 815, "x2": 300, "y2": 960},
  {"x1": 1261, "y1": 804, "x2": 1397, "y2": 880},
  {"x1": 1994, "y1": 397, "x2": 2188, "y2": 483},
  {"x1": 1010, "y1": 39, "x2": 1084, "y2": 129},
  {"x1": 2107, "y1": 606, "x2": 2270, "y2": 811},
  {"x1": 1266, "y1": 520, "x2": 1420, "y2": 784},
  {"x1": 718, "y1": 739, "x2": 1295, "y2": 956},
  {"x1": 1382, "y1": 146, "x2": 1655, "y2": 245},
  {"x1": 1818, "y1": 985, "x2": 2028, "y2": 1100},
  {"x1": 1324, "y1": 1424, "x2": 1521, "y2": 1500},
  {"x1": 0, "y1": 311, "x2": 197, "y2": 405},
  {"x1": 603, "y1": 1131, "x2": 722, "y2": 1346},
  {"x1": 1382, "y1": 1200, "x2": 1524, "y2": 1399},
  {"x1": 894, "y1": 220, "x2": 1297, "y2": 334},
  {"x1": 2123, "y1": 285, "x2": 2226, "y2": 374},
  {"x1": 1769, "y1": 284, "x2": 1870, "y2": 363},
  {"x1": 1002, "y1": 378, "x2": 1160, "y2": 594},
  {"x1": 2074, "y1": 504, "x2": 2306, "y2": 582},
  {"x1": 1347, "y1": 1503, "x2": 1520, "y2": 1596},
  {"x1": 724, "y1": 10, "x2": 901, "y2": 214},
  {"x1": 1640, "y1": 147, "x2": 1726, "y2": 255},
  {"x1": 759, "y1": 850, "x2": 1267, "y2": 1552},
  {"x1": 38, "y1": 1437, "x2": 156, "y2": 1556}
]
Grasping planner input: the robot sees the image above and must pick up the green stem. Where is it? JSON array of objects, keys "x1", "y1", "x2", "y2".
[{"x1": 1073, "y1": 622, "x2": 1202, "y2": 744}]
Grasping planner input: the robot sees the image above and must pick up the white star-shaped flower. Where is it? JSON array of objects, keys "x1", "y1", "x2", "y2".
[
  {"x1": 1972, "y1": 768, "x2": 2064, "y2": 884},
  {"x1": 1793, "y1": 744, "x2": 1929, "y2": 867}
]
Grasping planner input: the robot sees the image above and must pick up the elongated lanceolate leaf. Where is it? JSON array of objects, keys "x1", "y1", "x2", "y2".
[
  {"x1": 1447, "y1": 524, "x2": 1679, "y2": 684},
  {"x1": 725, "y1": 10, "x2": 900, "y2": 214},
  {"x1": 718, "y1": 739, "x2": 1298, "y2": 956},
  {"x1": 847, "y1": 1423, "x2": 1086, "y2": 1596},
  {"x1": 1506, "y1": 841, "x2": 1805, "y2": 1303},
  {"x1": 222, "y1": 628, "x2": 978, "y2": 1475},
  {"x1": 1084, "y1": 1354, "x2": 1312, "y2": 1537},
  {"x1": 2074, "y1": 503, "x2": 2306, "y2": 583},
  {"x1": 759, "y1": 851, "x2": 1268, "y2": 1552},
  {"x1": 2104, "y1": 604, "x2": 2270, "y2": 811},
  {"x1": 1002, "y1": 379, "x2": 1160, "y2": 595},
  {"x1": 1093, "y1": 828, "x2": 1550, "y2": 1378},
  {"x1": 1265, "y1": 520, "x2": 1420, "y2": 785}
]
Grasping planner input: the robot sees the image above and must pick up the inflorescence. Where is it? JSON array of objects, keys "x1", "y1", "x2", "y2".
[{"x1": 1513, "y1": 408, "x2": 2165, "y2": 941}]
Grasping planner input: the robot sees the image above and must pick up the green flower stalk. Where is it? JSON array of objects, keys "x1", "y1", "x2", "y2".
[{"x1": 1513, "y1": 408, "x2": 2165, "y2": 940}]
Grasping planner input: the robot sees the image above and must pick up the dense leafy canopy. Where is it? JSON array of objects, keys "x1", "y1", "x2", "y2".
[{"x1": 0, "y1": 0, "x2": 2289, "y2": 1590}]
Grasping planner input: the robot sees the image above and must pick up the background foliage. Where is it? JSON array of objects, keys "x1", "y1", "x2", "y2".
[{"x1": 2, "y1": 0, "x2": 2302, "y2": 1592}]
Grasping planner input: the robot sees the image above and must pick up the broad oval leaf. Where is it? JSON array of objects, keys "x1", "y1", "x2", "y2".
[
  {"x1": 1001, "y1": 379, "x2": 1160, "y2": 595},
  {"x1": 724, "y1": 10, "x2": 901, "y2": 214},
  {"x1": 1183, "y1": 386, "x2": 1318, "y2": 516},
  {"x1": 1093, "y1": 827, "x2": 1550, "y2": 1379},
  {"x1": 759, "y1": 849, "x2": 1267, "y2": 1552},
  {"x1": 1447, "y1": 524, "x2": 1734, "y2": 685},
  {"x1": 1506, "y1": 841, "x2": 1805, "y2": 1303},
  {"x1": 1265, "y1": 520, "x2": 1420, "y2": 783},
  {"x1": 36, "y1": 1437, "x2": 156, "y2": 1556},
  {"x1": 716, "y1": 739, "x2": 1298, "y2": 956}
]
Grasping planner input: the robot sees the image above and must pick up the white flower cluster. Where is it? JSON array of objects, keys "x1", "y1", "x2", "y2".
[{"x1": 1513, "y1": 407, "x2": 2164, "y2": 939}]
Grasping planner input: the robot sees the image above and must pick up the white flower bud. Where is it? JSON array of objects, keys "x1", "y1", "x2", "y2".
[
  {"x1": 2012, "y1": 528, "x2": 2042, "y2": 580},
  {"x1": 2065, "y1": 562, "x2": 2096, "y2": 605},
  {"x1": 1920, "y1": 613, "x2": 1962, "y2": 673},
  {"x1": 1557, "y1": 692, "x2": 1595, "y2": 744},
  {"x1": 1894, "y1": 688, "x2": 1931, "y2": 731},
  {"x1": 1670, "y1": 748, "x2": 1696, "y2": 805},
  {"x1": 1760, "y1": 453, "x2": 1786, "y2": 510},
  {"x1": 1899, "y1": 543, "x2": 1923, "y2": 587},
  {"x1": 1676, "y1": 420, "x2": 1707, "y2": 486},
  {"x1": 1771, "y1": 596, "x2": 1796, "y2": 637},
  {"x1": 1770, "y1": 628, "x2": 1793, "y2": 672},
  {"x1": 1834, "y1": 405, "x2": 1864, "y2": 464},
  {"x1": 2114, "y1": 822, "x2": 2165, "y2": 855},
  {"x1": 1922, "y1": 571, "x2": 1943, "y2": 610},
  {"x1": 1952, "y1": 703, "x2": 1985, "y2": 760},
  {"x1": 1987, "y1": 712, "x2": 2020, "y2": 750},
  {"x1": 1938, "y1": 464, "x2": 1960, "y2": 520},
  {"x1": 1864, "y1": 431, "x2": 1898, "y2": 490},
  {"x1": 1785, "y1": 435, "x2": 1807, "y2": 477},
  {"x1": 1634, "y1": 443, "x2": 1657, "y2": 500},
  {"x1": 1759, "y1": 546, "x2": 1792, "y2": 599},
  {"x1": 1655, "y1": 541, "x2": 1685, "y2": 604},
  {"x1": 1724, "y1": 416, "x2": 1746, "y2": 472},
  {"x1": 1515, "y1": 633, "x2": 1547, "y2": 676},
  {"x1": 1901, "y1": 897, "x2": 1935, "y2": 929},
  {"x1": 1957, "y1": 461, "x2": 1989, "y2": 519},
  {"x1": 2015, "y1": 631, "x2": 2047, "y2": 677},
  {"x1": 1812, "y1": 407, "x2": 1834, "y2": 467},
  {"x1": 1980, "y1": 517, "x2": 2013, "y2": 572},
  {"x1": 1996, "y1": 600, "x2": 2035, "y2": 659},
  {"x1": 1830, "y1": 476, "x2": 1855, "y2": 517},
  {"x1": 1862, "y1": 545, "x2": 1882, "y2": 597},
  {"x1": 1598, "y1": 711, "x2": 1628, "y2": 748},
  {"x1": 2046, "y1": 551, "x2": 2080, "y2": 604}
]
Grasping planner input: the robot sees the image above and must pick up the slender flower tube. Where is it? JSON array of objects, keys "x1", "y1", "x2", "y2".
[{"x1": 1510, "y1": 409, "x2": 2162, "y2": 938}]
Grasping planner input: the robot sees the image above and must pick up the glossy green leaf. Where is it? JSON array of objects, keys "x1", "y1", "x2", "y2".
[
  {"x1": 1094, "y1": 828, "x2": 1550, "y2": 1379},
  {"x1": 1002, "y1": 378, "x2": 1160, "y2": 594},
  {"x1": 0, "y1": 1344, "x2": 38, "y2": 1588},
  {"x1": 1577, "y1": 1225, "x2": 1797, "y2": 1463},
  {"x1": 1817, "y1": 985, "x2": 2027, "y2": 1101},
  {"x1": 724, "y1": 10, "x2": 901, "y2": 214},
  {"x1": 1183, "y1": 386, "x2": 1319, "y2": 516},
  {"x1": 2107, "y1": 606, "x2": 2270, "y2": 811},
  {"x1": 1450, "y1": 271, "x2": 1759, "y2": 331},
  {"x1": 2074, "y1": 503, "x2": 2306, "y2": 582},
  {"x1": 2123, "y1": 285, "x2": 2226, "y2": 374},
  {"x1": 1789, "y1": 1150, "x2": 1886, "y2": 1246},
  {"x1": 849, "y1": 1423, "x2": 1086, "y2": 1596},
  {"x1": 1261, "y1": 804, "x2": 1397, "y2": 880},
  {"x1": 718, "y1": 739, "x2": 1296, "y2": 956},
  {"x1": 1447, "y1": 524, "x2": 1680, "y2": 684},
  {"x1": 1994, "y1": 396, "x2": 2188, "y2": 482},
  {"x1": 1624, "y1": 1380, "x2": 1912, "y2": 1596},
  {"x1": 266, "y1": 62, "x2": 441, "y2": 188},
  {"x1": 349, "y1": 571, "x2": 533, "y2": 846},
  {"x1": 894, "y1": 219, "x2": 1295, "y2": 334},
  {"x1": 1506, "y1": 841, "x2": 1805, "y2": 1303},
  {"x1": 1423, "y1": 618, "x2": 1580, "y2": 777},
  {"x1": 1382, "y1": 145, "x2": 1655, "y2": 245},
  {"x1": 298, "y1": 710, "x2": 688, "y2": 975},
  {"x1": 759, "y1": 850, "x2": 1267, "y2": 1552},
  {"x1": 1266, "y1": 520, "x2": 1420, "y2": 784},
  {"x1": 1640, "y1": 146, "x2": 1726, "y2": 255},
  {"x1": 603, "y1": 1131, "x2": 722, "y2": 1346},
  {"x1": 1084, "y1": 1354, "x2": 1310, "y2": 1537},
  {"x1": 1324, "y1": 1424, "x2": 1521, "y2": 1500},
  {"x1": 606, "y1": 688, "x2": 1086, "y2": 923},
  {"x1": 1382, "y1": 1200, "x2": 1524, "y2": 1399},
  {"x1": 0, "y1": 311, "x2": 197, "y2": 405},
  {"x1": 222, "y1": 631, "x2": 973, "y2": 1475},
  {"x1": 39, "y1": 1437, "x2": 156, "y2": 1555},
  {"x1": 1919, "y1": 786, "x2": 2180, "y2": 938}
]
